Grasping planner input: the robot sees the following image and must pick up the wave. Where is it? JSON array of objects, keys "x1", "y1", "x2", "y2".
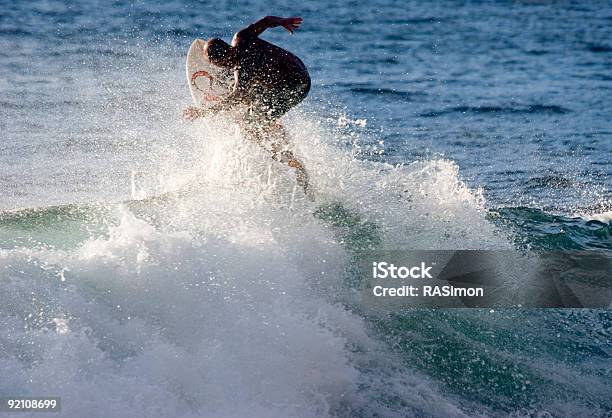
[
  {"x1": 525, "y1": 175, "x2": 576, "y2": 190},
  {"x1": 1, "y1": 113, "x2": 608, "y2": 417},
  {"x1": 489, "y1": 206, "x2": 612, "y2": 251},
  {"x1": 348, "y1": 86, "x2": 425, "y2": 100},
  {"x1": 0, "y1": 28, "x2": 36, "y2": 37},
  {"x1": 579, "y1": 210, "x2": 612, "y2": 223},
  {"x1": 0, "y1": 113, "x2": 515, "y2": 417},
  {"x1": 419, "y1": 104, "x2": 570, "y2": 117},
  {"x1": 586, "y1": 43, "x2": 612, "y2": 53}
]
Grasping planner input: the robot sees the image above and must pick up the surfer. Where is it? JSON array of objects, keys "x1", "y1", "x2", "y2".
[{"x1": 183, "y1": 16, "x2": 312, "y2": 195}]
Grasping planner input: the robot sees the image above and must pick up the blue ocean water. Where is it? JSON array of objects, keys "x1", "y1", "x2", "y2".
[{"x1": 0, "y1": 1, "x2": 611, "y2": 417}]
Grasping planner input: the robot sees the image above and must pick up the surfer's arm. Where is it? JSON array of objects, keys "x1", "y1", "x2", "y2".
[
  {"x1": 205, "y1": 91, "x2": 243, "y2": 114},
  {"x1": 183, "y1": 92, "x2": 242, "y2": 120},
  {"x1": 183, "y1": 70, "x2": 248, "y2": 120},
  {"x1": 238, "y1": 16, "x2": 302, "y2": 38},
  {"x1": 205, "y1": 69, "x2": 250, "y2": 114}
]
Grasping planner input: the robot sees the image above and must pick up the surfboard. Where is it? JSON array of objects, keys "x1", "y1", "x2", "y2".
[{"x1": 185, "y1": 38, "x2": 233, "y2": 107}]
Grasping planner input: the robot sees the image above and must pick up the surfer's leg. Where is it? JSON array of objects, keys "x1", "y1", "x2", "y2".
[
  {"x1": 243, "y1": 102, "x2": 313, "y2": 198},
  {"x1": 268, "y1": 123, "x2": 311, "y2": 197}
]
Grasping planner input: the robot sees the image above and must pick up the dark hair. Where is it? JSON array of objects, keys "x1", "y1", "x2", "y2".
[{"x1": 205, "y1": 38, "x2": 231, "y2": 65}]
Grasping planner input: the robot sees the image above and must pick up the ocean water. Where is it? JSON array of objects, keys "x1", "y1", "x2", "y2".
[{"x1": 1, "y1": 0, "x2": 611, "y2": 417}]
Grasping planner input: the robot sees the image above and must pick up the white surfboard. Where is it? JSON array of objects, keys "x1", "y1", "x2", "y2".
[{"x1": 185, "y1": 38, "x2": 233, "y2": 107}]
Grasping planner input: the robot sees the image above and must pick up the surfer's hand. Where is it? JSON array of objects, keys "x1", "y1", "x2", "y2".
[
  {"x1": 280, "y1": 17, "x2": 302, "y2": 33},
  {"x1": 183, "y1": 106, "x2": 205, "y2": 121}
]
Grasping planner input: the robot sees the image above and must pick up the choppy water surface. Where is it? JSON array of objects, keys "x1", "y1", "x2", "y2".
[{"x1": 1, "y1": 1, "x2": 610, "y2": 416}]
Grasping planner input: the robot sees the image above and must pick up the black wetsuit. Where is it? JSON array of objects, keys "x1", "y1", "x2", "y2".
[{"x1": 231, "y1": 24, "x2": 311, "y2": 123}]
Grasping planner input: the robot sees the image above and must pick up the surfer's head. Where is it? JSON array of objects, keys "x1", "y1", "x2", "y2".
[{"x1": 205, "y1": 38, "x2": 234, "y2": 67}]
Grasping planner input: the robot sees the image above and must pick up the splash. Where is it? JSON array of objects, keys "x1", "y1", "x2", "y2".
[{"x1": 0, "y1": 100, "x2": 512, "y2": 416}]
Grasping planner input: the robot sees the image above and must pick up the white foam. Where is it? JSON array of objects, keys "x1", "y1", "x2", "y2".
[
  {"x1": 576, "y1": 210, "x2": 612, "y2": 223},
  {"x1": 1, "y1": 108, "x2": 511, "y2": 416}
]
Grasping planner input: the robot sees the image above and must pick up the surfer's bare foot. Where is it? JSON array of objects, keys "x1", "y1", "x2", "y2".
[
  {"x1": 271, "y1": 148, "x2": 313, "y2": 199},
  {"x1": 288, "y1": 158, "x2": 313, "y2": 199}
]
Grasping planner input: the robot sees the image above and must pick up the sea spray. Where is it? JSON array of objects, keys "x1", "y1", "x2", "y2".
[{"x1": 0, "y1": 108, "x2": 510, "y2": 416}]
